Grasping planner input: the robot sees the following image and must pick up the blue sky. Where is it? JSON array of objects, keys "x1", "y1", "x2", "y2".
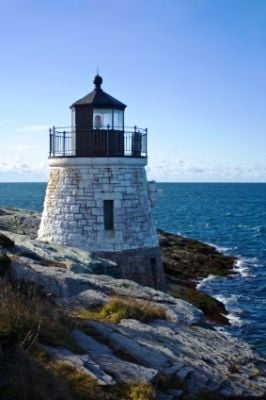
[{"x1": 0, "y1": 0, "x2": 266, "y2": 182}]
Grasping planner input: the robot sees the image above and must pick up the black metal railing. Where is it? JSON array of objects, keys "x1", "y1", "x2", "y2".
[{"x1": 49, "y1": 126, "x2": 148, "y2": 158}]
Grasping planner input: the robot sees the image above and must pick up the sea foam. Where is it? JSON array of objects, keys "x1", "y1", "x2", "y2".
[{"x1": 196, "y1": 274, "x2": 217, "y2": 290}]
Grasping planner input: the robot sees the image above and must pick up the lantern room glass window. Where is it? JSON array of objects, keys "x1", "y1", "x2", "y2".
[
  {"x1": 93, "y1": 109, "x2": 112, "y2": 129},
  {"x1": 71, "y1": 108, "x2": 75, "y2": 130},
  {"x1": 113, "y1": 110, "x2": 123, "y2": 130},
  {"x1": 93, "y1": 109, "x2": 124, "y2": 130}
]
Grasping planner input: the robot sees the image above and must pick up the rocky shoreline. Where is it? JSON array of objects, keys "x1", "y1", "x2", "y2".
[
  {"x1": 0, "y1": 207, "x2": 266, "y2": 399},
  {"x1": 158, "y1": 229, "x2": 236, "y2": 325}
]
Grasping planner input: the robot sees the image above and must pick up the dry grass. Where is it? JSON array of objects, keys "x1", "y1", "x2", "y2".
[
  {"x1": 71, "y1": 297, "x2": 168, "y2": 324},
  {"x1": 0, "y1": 279, "x2": 83, "y2": 353},
  {"x1": 1, "y1": 350, "x2": 73, "y2": 400},
  {"x1": 48, "y1": 361, "x2": 104, "y2": 399},
  {"x1": 127, "y1": 384, "x2": 155, "y2": 400},
  {"x1": 50, "y1": 361, "x2": 156, "y2": 399},
  {"x1": 0, "y1": 277, "x2": 158, "y2": 399},
  {"x1": 0, "y1": 253, "x2": 11, "y2": 277},
  {"x1": 49, "y1": 362, "x2": 155, "y2": 400}
]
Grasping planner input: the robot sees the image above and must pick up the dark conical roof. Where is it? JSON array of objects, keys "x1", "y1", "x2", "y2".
[{"x1": 71, "y1": 75, "x2": 127, "y2": 109}]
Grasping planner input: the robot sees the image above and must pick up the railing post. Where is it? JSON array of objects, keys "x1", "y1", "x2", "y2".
[
  {"x1": 133, "y1": 126, "x2": 137, "y2": 157},
  {"x1": 49, "y1": 128, "x2": 52, "y2": 157},
  {"x1": 71, "y1": 129, "x2": 75, "y2": 156},
  {"x1": 52, "y1": 126, "x2": 56, "y2": 157},
  {"x1": 145, "y1": 128, "x2": 148, "y2": 157},
  {"x1": 63, "y1": 130, "x2": 66, "y2": 156},
  {"x1": 107, "y1": 124, "x2": 109, "y2": 156}
]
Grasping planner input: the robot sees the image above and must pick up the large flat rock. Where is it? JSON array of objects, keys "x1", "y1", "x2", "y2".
[
  {"x1": 1, "y1": 213, "x2": 266, "y2": 398},
  {"x1": 1, "y1": 230, "x2": 122, "y2": 278},
  {"x1": 72, "y1": 330, "x2": 159, "y2": 384}
]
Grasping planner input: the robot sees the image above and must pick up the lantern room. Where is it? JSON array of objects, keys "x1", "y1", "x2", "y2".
[
  {"x1": 71, "y1": 74, "x2": 126, "y2": 132},
  {"x1": 49, "y1": 75, "x2": 147, "y2": 158}
]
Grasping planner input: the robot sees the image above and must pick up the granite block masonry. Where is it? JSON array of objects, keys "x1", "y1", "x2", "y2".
[
  {"x1": 38, "y1": 74, "x2": 165, "y2": 290},
  {"x1": 38, "y1": 158, "x2": 165, "y2": 290}
]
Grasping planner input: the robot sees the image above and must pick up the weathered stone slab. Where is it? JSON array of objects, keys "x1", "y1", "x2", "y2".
[
  {"x1": 72, "y1": 330, "x2": 159, "y2": 384},
  {"x1": 42, "y1": 345, "x2": 115, "y2": 385}
]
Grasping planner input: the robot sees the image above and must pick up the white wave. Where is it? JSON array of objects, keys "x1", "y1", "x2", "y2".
[
  {"x1": 226, "y1": 312, "x2": 244, "y2": 327},
  {"x1": 196, "y1": 274, "x2": 217, "y2": 290},
  {"x1": 206, "y1": 242, "x2": 232, "y2": 254},
  {"x1": 233, "y1": 259, "x2": 250, "y2": 277},
  {"x1": 245, "y1": 256, "x2": 258, "y2": 263},
  {"x1": 233, "y1": 255, "x2": 258, "y2": 277},
  {"x1": 251, "y1": 225, "x2": 264, "y2": 232},
  {"x1": 213, "y1": 294, "x2": 244, "y2": 327},
  {"x1": 214, "y1": 294, "x2": 241, "y2": 306},
  {"x1": 252, "y1": 262, "x2": 263, "y2": 268},
  {"x1": 215, "y1": 326, "x2": 231, "y2": 336}
]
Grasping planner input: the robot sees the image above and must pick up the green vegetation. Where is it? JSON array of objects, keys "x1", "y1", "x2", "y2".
[{"x1": 71, "y1": 297, "x2": 168, "y2": 324}]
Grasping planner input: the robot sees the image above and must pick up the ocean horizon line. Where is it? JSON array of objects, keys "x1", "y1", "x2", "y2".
[{"x1": 0, "y1": 181, "x2": 266, "y2": 185}]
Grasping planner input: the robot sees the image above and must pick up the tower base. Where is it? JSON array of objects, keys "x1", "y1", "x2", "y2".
[{"x1": 95, "y1": 246, "x2": 165, "y2": 290}]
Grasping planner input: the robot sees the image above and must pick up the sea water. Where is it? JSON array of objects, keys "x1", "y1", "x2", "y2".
[{"x1": 0, "y1": 182, "x2": 265, "y2": 356}]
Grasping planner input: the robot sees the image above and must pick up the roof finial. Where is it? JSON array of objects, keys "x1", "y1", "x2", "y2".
[{"x1": 93, "y1": 71, "x2": 103, "y2": 90}]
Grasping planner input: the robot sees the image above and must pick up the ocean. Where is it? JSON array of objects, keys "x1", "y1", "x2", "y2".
[{"x1": 0, "y1": 182, "x2": 265, "y2": 356}]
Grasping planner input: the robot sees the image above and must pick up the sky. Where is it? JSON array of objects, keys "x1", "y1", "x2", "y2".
[{"x1": 0, "y1": 0, "x2": 266, "y2": 182}]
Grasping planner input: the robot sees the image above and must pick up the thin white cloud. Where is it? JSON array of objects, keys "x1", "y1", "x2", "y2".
[
  {"x1": 6, "y1": 144, "x2": 42, "y2": 151},
  {"x1": 0, "y1": 159, "x2": 48, "y2": 180},
  {"x1": 0, "y1": 156, "x2": 265, "y2": 183},
  {"x1": 147, "y1": 158, "x2": 266, "y2": 182},
  {"x1": 15, "y1": 124, "x2": 50, "y2": 133}
]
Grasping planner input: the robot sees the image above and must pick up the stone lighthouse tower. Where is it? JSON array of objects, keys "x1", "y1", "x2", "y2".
[{"x1": 38, "y1": 75, "x2": 165, "y2": 289}]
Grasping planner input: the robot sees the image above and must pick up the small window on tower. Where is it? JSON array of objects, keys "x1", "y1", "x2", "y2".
[
  {"x1": 94, "y1": 114, "x2": 103, "y2": 129},
  {"x1": 104, "y1": 200, "x2": 114, "y2": 230}
]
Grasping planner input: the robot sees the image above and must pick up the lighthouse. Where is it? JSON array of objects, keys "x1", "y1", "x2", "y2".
[{"x1": 38, "y1": 75, "x2": 165, "y2": 289}]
